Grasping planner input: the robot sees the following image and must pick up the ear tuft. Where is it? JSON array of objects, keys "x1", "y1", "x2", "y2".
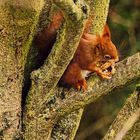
[{"x1": 103, "y1": 24, "x2": 111, "y2": 38}]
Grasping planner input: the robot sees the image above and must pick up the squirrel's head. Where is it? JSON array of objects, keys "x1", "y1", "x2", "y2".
[
  {"x1": 88, "y1": 25, "x2": 119, "y2": 78},
  {"x1": 78, "y1": 25, "x2": 119, "y2": 78}
]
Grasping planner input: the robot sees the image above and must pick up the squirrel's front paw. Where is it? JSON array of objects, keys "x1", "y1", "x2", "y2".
[{"x1": 76, "y1": 79, "x2": 88, "y2": 91}]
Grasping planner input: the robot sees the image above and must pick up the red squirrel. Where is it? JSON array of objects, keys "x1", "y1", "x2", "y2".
[{"x1": 35, "y1": 10, "x2": 119, "y2": 90}]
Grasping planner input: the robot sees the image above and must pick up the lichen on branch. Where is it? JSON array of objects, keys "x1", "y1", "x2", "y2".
[{"x1": 23, "y1": 1, "x2": 89, "y2": 139}]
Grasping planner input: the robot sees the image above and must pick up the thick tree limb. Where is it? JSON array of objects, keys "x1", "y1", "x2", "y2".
[
  {"x1": 103, "y1": 87, "x2": 140, "y2": 140},
  {"x1": 0, "y1": 1, "x2": 43, "y2": 139}
]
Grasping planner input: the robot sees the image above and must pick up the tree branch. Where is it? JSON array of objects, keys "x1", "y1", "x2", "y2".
[{"x1": 103, "y1": 86, "x2": 140, "y2": 140}]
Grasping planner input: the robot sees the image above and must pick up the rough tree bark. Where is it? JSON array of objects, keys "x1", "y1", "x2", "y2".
[
  {"x1": 0, "y1": 0, "x2": 140, "y2": 140},
  {"x1": 0, "y1": 0, "x2": 44, "y2": 139}
]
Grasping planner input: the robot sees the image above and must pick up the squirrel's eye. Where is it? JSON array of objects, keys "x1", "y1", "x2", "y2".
[{"x1": 104, "y1": 54, "x2": 111, "y2": 59}]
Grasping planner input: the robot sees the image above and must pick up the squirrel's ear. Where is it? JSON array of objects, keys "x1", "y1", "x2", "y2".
[{"x1": 102, "y1": 24, "x2": 111, "y2": 38}]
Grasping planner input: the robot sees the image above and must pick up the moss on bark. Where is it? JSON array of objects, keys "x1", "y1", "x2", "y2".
[{"x1": 0, "y1": 1, "x2": 43, "y2": 139}]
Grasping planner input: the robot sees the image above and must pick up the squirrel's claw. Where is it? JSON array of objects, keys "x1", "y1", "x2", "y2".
[{"x1": 76, "y1": 79, "x2": 88, "y2": 92}]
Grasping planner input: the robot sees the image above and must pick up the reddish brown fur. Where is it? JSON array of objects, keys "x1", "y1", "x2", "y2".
[
  {"x1": 35, "y1": 11, "x2": 119, "y2": 90},
  {"x1": 35, "y1": 10, "x2": 64, "y2": 56}
]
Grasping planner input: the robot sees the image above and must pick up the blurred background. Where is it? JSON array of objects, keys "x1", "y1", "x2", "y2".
[{"x1": 75, "y1": 0, "x2": 140, "y2": 139}]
